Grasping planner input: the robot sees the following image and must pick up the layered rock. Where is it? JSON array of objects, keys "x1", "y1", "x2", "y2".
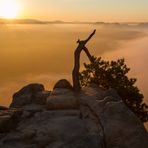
[
  {"x1": 10, "y1": 83, "x2": 50, "y2": 108},
  {"x1": 79, "y1": 86, "x2": 148, "y2": 148},
  {"x1": 47, "y1": 88, "x2": 79, "y2": 110},
  {"x1": 0, "y1": 80, "x2": 148, "y2": 148}
]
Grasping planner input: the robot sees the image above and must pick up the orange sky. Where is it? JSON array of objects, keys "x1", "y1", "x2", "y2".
[{"x1": 0, "y1": 0, "x2": 148, "y2": 22}]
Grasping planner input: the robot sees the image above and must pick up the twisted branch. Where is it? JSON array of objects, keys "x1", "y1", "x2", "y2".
[{"x1": 72, "y1": 30, "x2": 96, "y2": 92}]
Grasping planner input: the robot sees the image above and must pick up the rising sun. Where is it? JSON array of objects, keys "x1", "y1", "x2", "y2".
[{"x1": 0, "y1": 0, "x2": 20, "y2": 19}]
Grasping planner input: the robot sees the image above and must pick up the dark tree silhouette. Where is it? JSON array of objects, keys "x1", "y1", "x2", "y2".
[
  {"x1": 72, "y1": 30, "x2": 148, "y2": 122},
  {"x1": 79, "y1": 57, "x2": 148, "y2": 122},
  {"x1": 72, "y1": 30, "x2": 96, "y2": 92}
]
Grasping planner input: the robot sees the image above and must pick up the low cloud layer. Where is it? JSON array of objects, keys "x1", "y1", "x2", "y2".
[{"x1": 0, "y1": 24, "x2": 147, "y2": 106}]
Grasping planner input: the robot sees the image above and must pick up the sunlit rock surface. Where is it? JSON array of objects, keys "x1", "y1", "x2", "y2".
[{"x1": 0, "y1": 81, "x2": 148, "y2": 148}]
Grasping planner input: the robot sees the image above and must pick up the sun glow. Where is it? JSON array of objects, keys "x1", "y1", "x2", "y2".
[{"x1": 0, "y1": 0, "x2": 21, "y2": 19}]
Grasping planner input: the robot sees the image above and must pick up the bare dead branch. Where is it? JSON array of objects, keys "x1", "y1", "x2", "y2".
[
  {"x1": 83, "y1": 47, "x2": 94, "y2": 63},
  {"x1": 84, "y1": 29, "x2": 96, "y2": 44},
  {"x1": 72, "y1": 29, "x2": 96, "y2": 92}
]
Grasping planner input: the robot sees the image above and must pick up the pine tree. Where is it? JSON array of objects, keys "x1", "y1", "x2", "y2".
[{"x1": 79, "y1": 56, "x2": 148, "y2": 122}]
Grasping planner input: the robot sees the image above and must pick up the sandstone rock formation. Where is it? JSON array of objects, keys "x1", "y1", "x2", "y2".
[
  {"x1": 0, "y1": 80, "x2": 148, "y2": 148},
  {"x1": 79, "y1": 85, "x2": 148, "y2": 148},
  {"x1": 10, "y1": 83, "x2": 50, "y2": 108},
  {"x1": 47, "y1": 88, "x2": 79, "y2": 110},
  {"x1": 53, "y1": 79, "x2": 73, "y2": 90}
]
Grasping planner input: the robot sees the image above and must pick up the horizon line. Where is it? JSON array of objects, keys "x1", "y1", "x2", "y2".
[{"x1": 0, "y1": 18, "x2": 148, "y2": 24}]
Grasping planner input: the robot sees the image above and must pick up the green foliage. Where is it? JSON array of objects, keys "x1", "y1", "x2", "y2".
[{"x1": 79, "y1": 56, "x2": 148, "y2": 122}]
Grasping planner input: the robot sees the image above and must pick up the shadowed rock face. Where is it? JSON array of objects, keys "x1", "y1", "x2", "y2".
[
  {"x1": 10, "y1": 83, "x2": 50, "y2": 108},
  {"x1": 0, "y1": 109, "x2": 22, "y2": 133},
  {"x1": 0, "y1": 82, "x2": 148, "y2": 148}
]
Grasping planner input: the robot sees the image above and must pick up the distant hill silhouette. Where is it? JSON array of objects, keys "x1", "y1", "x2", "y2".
[
  {"x1": 0, "y1": 18, "x2": 48, "y2": 24},
  {"x1": 0, "y1": 18, "x2": 148, "y2": 27}
]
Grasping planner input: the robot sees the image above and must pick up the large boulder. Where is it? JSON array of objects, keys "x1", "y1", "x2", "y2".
[
  {"x1": 79, "y1": 86, "x2": 148, "y2": 148},
  {"x1": 47, "y1": 89, "x2": 79, "y2": 110},
  {"x1": 53, "y1": 79, "x2": 73, "y2": 90},
  {"x1": 0, "y1": 85, "x2": 148, "y2": 148},
  {"x1": 10, "y1": 83, "x2": 50, "y2": 108}
]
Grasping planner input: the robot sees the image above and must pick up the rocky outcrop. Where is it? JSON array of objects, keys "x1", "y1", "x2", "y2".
[
  {"x1": 10, "y1": 83, "x2": 50, "y2": 108},
  {"x1": 47, "y1": 88, "x2": 79, "y2": 110},
  {"x1": 0, "y1": 81, "x2": 148, "y2": 148},
  {"x1": 53, "y1": 79, "x2": 73, "y2": 90},
  {"x1": 0, "y1": 109, "x2": 99, "y2": 148},
  {"x1": 79, "y1": 86, "x2": 148, "y2": 148}
]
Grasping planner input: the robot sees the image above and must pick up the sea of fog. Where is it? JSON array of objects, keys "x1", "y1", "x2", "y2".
[{"x1": 0, "y1": 24, "x2": 148, "y2": 108}]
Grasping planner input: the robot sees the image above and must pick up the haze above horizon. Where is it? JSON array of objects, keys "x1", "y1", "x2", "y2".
[{"x1": 0, "y1": 0, "x2": 148, "y2": 22}]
